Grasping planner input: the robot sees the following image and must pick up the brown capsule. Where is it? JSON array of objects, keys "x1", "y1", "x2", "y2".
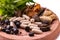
[{"x1": 40, "y1": 16, "x2": 52, "y2": 24}]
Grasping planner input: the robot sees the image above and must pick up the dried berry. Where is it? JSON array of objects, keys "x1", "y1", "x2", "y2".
[
  {"x1": 25, "y1": 26, "x2": 31, "y2": 32},
  {"x1": 29, "y1": 32, "x2": 34, "y2": 37},
  {"x1": 14, "y1": 20, "x2": 21, "y2": 28}
]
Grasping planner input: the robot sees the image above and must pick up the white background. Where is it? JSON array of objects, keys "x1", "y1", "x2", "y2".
[{"x1": 34, "y1": 0, "x2": 60, "y2": 40}]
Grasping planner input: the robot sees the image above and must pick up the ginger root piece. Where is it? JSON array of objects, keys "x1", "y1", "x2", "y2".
[
  {"x1": 49, "y1": 14, "x2": 57, "y2": 20},
  {"x1": 43, "y1": 10, "x2": 52, "y2": 16},
  {"x1": 40, "y1": 16, "x2": 52, "y2": 24}
]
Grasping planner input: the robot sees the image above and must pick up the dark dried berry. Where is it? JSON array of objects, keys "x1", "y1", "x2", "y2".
[
  {"x1": 0, "y1": 20, "x2": 5, "y2": 25},
  {"x1": 12, "y1": 27, "x2": 19, "y2": 34},
  {"x1": 40, "y1": 26, "x2": 50, "y2": 32},
  {"x1": 5, "y1": 29, "x2": 11, "y2": 34},
  {"x1": 10, "y1": 31, "x2": 14, "y2": 34},
  {"x1": 14, "y1": 20, "x2": 21, "y2": 28},
  {"x1": 29, "y1": 32, "x2": 34, "y2": 37},
  {"x1": 5, "y1": 25, "x2": 13, "y2": 30},
  {"x1": 4, "y1": 19, "x2": 10, "y2": 25},
  {"x1": 1, "y1": 28, "x2": 6, "y2": 32},
  {"x1": 25, "y1": 26, "x2": 31, "y2": 32}
]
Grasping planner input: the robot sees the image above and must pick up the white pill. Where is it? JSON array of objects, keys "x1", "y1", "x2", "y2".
[
  {"x1": 9, "y1": 17, "x2": 16, "y2": 21},
  {"x1": 22, "y1": 14, "x2": 30, "y2": 20},
  {"x1": 20, "y1": 23, "x2": 28, "y2": 28},
  {"x1": 28, "y1": 23, "x2": 38, "y2": 27},
  {"x1": 20, "y1": 20, "x2": 29, "y2": 23},
  {"x1": 32, "y1": 29, "x2": 42, "y2": 34},
  {"x1": 13, "y1": 17, "x2": 25, "y2": 21},
  {"x1": 22, "y1": 21, "x2": 30, "y2": 25},
  {"x1": 30, "y1": 26, "x2": 34, "y2": 29},
  {"x1": 33, "y1": 27, "x2": 40, "y2": 30},
  {"x1": 35, "y1": 22, "x2": 42, "y2": 25},
  {"x1": 30, "y1": 26, "x2": 40, "y2": 30}
]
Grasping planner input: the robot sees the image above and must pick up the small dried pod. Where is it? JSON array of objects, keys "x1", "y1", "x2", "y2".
[
  {"x1": 43, "y1": 10, "x2": 52, "y2": 16},
  {"x1": 22, "y1": 14, "x2": 30, "y2": 20},
  {"x1": 30, "y1": 26, "x2": 40, "y2": 30},
  {"x1": 40, "y1": 16, "x2": 52, "y2": 24},
  {"x1": 49, "y1": 14, "x2": 57, "y2": 20},
  {"x1": 20, "y1": 23, "x2": 28, "y2": 28},
  {"x1": 9, "y1": 17, "x2": 16, "y2": 21},
  {"x1": 32, "y1": 29, "x2": 42, "y2": 34},
  {"x1": 13, "y1": 17, "x2": 25, "y2": 21}
]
